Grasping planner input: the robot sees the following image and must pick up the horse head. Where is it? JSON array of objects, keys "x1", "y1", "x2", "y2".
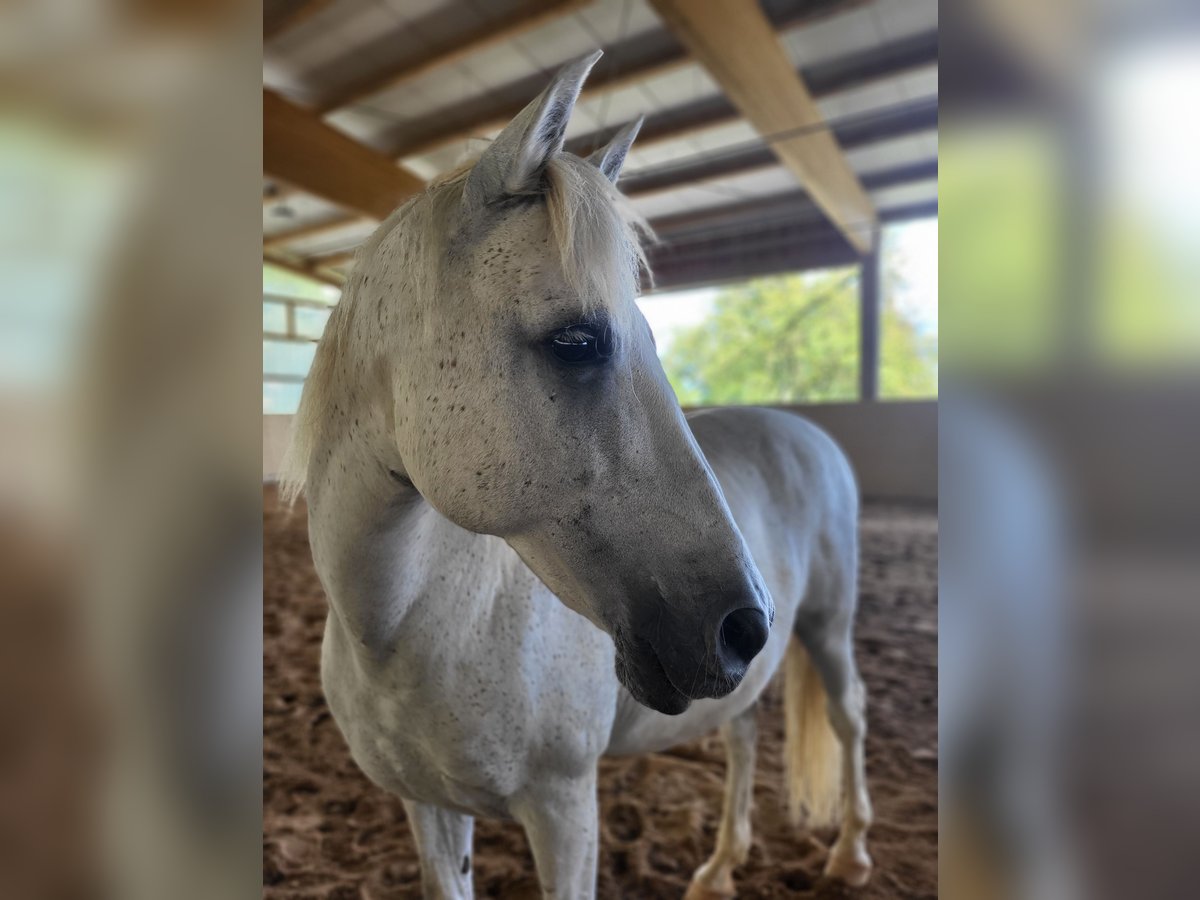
[{"x1": 359, "y1": 53, "x2": 774, "y2": 714}]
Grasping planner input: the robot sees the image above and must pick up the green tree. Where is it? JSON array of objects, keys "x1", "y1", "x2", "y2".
[
  {"x1": 659, "y1": 268, "x2": 936, "y2": 406},
  {"x1": 879, "y1": 243, "x2": 938, "y2": 399}
]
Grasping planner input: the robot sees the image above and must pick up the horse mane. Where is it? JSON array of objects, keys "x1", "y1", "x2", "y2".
[{"x1": 279, "y1": 151, "x2": 651, "y2": 504}]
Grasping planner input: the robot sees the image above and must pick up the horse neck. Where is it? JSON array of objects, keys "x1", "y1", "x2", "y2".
[{"x1": 305, "y1": 375, "x2": 505, "y2": 661}]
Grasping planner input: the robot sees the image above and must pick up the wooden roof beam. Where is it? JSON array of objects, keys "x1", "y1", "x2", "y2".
[
  {"x1": 648, "y1": 160, "x2": 938, "y2": 239},
  {"x1": 264, "y1": 0, "x2": 338, "y2": 41},
  {"x1": 647, "y1": 0, "x2": 877, "y2": 253},
  {"x1": 548, "y1": 32, "x2": 937, "y2": 204},
  {"x1": 620, "y1": 95, "x2": 940, "y2": 199},
  {"x1": 273, "y1": 118, "x2": 937, "y2": 270},
  {"x1": 281, "y1": 159, "x2": 937, "y2": 284},
  {"x1": 568, "y1": 29, "x2": 939, "y2": 156},
  {"x1": 264, "y1": 88, "x2": 424, "y2": 220},
  {"x1": 387, "y1": 0, "x2": 870, "y2": 163}
]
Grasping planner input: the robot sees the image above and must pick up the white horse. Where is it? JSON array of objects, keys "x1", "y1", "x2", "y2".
[{"x1": 281, "y1": 51, "x2": 872, "y2": 899}]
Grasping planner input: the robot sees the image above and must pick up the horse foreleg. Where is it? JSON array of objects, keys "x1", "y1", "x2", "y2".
[
  {"x1": 511, "y1": 770, "x2": 599, "y2": 900},
  {"x1": 402, "y1": 799, "x2": 475, "y2": 900},
  {"x1": 685, "y1": 703, "x2": 758, "y2": 899}
]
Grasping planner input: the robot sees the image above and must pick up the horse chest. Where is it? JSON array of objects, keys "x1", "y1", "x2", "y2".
[
  {"x1": 321, "y1": 615, "x2": 534, "y2": 817},
  {"x1": 321, "y1": 600, "x2": 618, "y2": 820}
]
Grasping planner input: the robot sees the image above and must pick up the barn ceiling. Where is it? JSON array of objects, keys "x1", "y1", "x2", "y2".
[{"x1": 263, "y1": 0, "x2": 938, "y2": 290}]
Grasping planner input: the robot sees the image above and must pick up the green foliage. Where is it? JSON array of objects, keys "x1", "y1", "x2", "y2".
[
  {"x1": 659, "y1": 268, "x2": 936, "y2": 406},
  {"x1": 263, "y1": 263, "x2": 337, "y2": 302},
  {"x1": 661, "y1": 271, "x2": 858, "y2": 405},
  {"x1": 879, "y1": 241, "x2": 939, "y2": 400},
  {"x1": 880, "y1": 303, "x2": 938, "y2": 399}
]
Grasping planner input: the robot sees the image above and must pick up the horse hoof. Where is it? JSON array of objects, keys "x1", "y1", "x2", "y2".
[
  {"x1": 823, "y1": 846, "x2": 873, "y2": 888},
  {"x1": 683, "y1": 882, "x2": 736, "y2": 900}
]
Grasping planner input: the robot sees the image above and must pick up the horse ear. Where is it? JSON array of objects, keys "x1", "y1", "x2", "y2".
[
  {"x1": 587, "y1": 116, "x2": 643, "y2": 183},
  {"x1": 463, "y1": 50, "x2": 602, "y2": 211}
]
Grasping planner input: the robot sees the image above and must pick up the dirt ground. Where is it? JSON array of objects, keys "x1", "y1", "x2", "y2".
[{"x1": 264, "y1": 486, "x2": 937, "y2": 899}]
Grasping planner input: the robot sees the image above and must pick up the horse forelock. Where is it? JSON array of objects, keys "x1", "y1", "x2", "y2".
[
  {"x1": 365, "y1": 151, "x2": 651, "y2": 321},
  {"x1": 541, "y1": 153, "x2": 652, "y2": 334}
]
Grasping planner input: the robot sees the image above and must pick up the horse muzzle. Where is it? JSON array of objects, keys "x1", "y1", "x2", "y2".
[{"x1": 613, "y1": 593, "x2": 772, "y2": 715}]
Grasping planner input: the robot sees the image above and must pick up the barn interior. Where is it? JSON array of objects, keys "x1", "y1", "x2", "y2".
[{"x1": 262, "y1": 1, "x2": 938, "y2": 897}]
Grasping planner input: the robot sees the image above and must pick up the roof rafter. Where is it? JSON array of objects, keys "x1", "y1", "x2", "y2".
[
  {"x1": 264, "y1": 0, "x2": 338, "y2": 41},
  {"x1": 384, "y1": 0, "x2": 870, "y2": 163},
  {"x1": 282, "y1": 150, "x2": 936, "y2": 273},
  {"x1": 647, "y1": 0, "x2": 877, "y2": 253},
  {"x1": 649, "y1": 160, "x2": 938, "y2": 239},
  {"x1": 621, "y1": 96, "x2": 939, "y2": 199},
  {"x1": 264, "y1": 88, "x2": 424, "y2": 220},
  {"x1": 566, "y1": 31, "x2": 938, "y2": 164}
]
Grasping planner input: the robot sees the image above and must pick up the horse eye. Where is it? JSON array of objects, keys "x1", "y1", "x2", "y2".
[{"x1": 548, "y1": 324, "x2": 615, "y2": 366}]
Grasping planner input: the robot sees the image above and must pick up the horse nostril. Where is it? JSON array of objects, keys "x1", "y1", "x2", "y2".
[{"x1": 718, "y1": 606, "x2": 770, "y2": 672}]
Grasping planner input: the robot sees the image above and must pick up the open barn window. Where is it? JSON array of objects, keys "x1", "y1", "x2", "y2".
[
  {"x1": 262, "y1": 263, "x2": 338, "y2": 415},
  {"x1": 638, "y1": 267, "x2": 863, "y2": 406},
  {"x1": 879, "y1": 218, "x2": 939, "y2": 400},
  {"x1": 639, "y1": 218, "x2": 939, "y2": 408}
]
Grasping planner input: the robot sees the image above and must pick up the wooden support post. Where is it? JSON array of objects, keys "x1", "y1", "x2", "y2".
[{"x1": 859, "y1": 235, "x2": 882, "y2": 401}]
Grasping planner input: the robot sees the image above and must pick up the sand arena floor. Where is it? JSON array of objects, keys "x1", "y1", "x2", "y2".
[{"x1": 264, "y1": 486, "x2": 937, "y2": 899}]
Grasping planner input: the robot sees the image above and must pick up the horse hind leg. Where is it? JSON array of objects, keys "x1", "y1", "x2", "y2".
[
  {"x1": 797, "y1": 626, "x2": 874, "y2": 887},
  {"x1": 402, "y1": 799, "x2": 475, "y2": 900},
  {"x1": 685, "y1": 703, "x2": 758, "y2": 900}
]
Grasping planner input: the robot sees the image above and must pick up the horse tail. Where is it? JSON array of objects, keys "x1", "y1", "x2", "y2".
[{"x1": 784, "y1": 635, "x2": 842, "y2": 829}]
